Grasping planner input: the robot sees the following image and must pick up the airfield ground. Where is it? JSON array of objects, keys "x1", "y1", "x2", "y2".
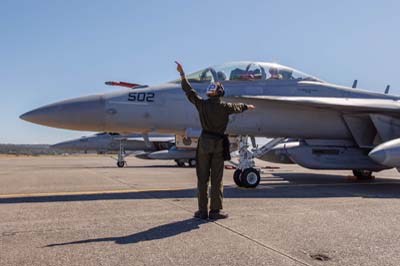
[{"x1": 1, "y1": 155, "x2": 400, "y2": 266}]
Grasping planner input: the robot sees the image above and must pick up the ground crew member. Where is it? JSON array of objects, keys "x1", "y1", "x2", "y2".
[{"x1": 175, "y1": 61, "x2": 255, "y2": 219}]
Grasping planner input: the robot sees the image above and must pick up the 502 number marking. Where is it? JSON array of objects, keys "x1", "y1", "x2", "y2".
[{"x1": 128, "y1": 92, "x2": 155, "y2": 102}]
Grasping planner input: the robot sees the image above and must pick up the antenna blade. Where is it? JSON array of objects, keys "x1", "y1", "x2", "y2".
[
  {"x1": 385, "y1": 85, "x2": 390, "y2": 94},
  {"x1": 352, "y1": 79, "x2": 358, "y2": 88}
]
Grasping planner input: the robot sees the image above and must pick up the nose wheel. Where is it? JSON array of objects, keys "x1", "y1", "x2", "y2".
[
  {"x1": 241, "y1": 168, "x2": 261, "y2": 187},
  {"x1": 233, "y1": 169, "x2": 243, "y2": 186},
  {"x1": 233, "y1": 168, "x2": 260, "y2": 188},
  {"x1": 117, "y1": 160, "x2": 126, "y2": 168}
]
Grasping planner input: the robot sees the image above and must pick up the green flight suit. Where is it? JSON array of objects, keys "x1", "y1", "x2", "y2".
[{"x1": 181, "y1": 78, "x2": 248, "y2": 212}]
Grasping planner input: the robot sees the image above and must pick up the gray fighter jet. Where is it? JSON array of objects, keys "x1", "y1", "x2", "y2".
[
  {"x1": 20, "y1": 61, "x2": 400, "y2": 187},
  {"x1": 51, "y1": 132, "x2": 198, "y2": 167}
]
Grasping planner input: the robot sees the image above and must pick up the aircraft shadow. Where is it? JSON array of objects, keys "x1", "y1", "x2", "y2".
[
  {"x1": 2, "y1": 172, "x2": 400, "y2": 204},
  {"x1": 44, "y1": 218, "x2": 207, "y2": 247}
]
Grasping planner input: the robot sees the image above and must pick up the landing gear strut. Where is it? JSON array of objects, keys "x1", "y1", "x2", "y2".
[
  {"x1": 233, "y1": 136, "x2": 261, "y2": 188},
  {"x1": 117, "y1": 140, "x2": 127, "y2": 168}
]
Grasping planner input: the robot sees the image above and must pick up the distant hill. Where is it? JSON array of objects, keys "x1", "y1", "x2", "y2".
[{"x1": 0, "y1": 144, "x2": 80, "y2": 155}]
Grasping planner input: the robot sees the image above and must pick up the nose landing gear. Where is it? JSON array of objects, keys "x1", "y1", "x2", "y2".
[
  {"x1": 116, "y1": 140, "x2": 127, "y2": 168},
  {"x1": 233, "y1": 136, "x2": 261, "y2": 188},
  {"x1": 232, "y1": 136, "x2": 285, "y2": 188}
]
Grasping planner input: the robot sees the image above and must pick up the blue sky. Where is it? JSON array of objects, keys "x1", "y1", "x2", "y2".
[{"x1": 1, "y1": 0, "x2": 399, "y2": 144}]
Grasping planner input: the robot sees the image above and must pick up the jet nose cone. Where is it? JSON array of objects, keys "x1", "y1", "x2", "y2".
[
  {"x1": 20, "y1": 95, "x2": 106, "y2": 131},
  {"x1": 19, "y1": 112, "x2": 33, "y2": 122}
]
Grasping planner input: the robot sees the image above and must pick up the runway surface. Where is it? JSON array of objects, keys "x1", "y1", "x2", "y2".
[{"x1": 1, "y1": 155, "x2": 400, "y2": 266}]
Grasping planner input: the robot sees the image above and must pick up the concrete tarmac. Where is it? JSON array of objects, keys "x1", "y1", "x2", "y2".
[{"x1": 1, "y1": 155, "x2": 400, "y2": 266}]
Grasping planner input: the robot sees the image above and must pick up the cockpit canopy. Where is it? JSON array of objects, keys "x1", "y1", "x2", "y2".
[{"x1": 173, "y1": 61, "x2": 323, "y2": 83}]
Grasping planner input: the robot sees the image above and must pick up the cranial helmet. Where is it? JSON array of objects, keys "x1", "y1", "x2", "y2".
[
  {"x1": 269, "y1": 67, "x2": 278, "y2": 75},
  {"x1": 206, "y1": 82, "x2": 225, "y2": 97}
]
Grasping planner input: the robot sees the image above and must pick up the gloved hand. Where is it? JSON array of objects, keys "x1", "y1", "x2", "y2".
[{"x1": 175, "y1": 61, "x2": 184, "y2": 76}]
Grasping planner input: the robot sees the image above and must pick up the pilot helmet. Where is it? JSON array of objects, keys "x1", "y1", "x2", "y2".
[
  {"x1": 206, "y1": 82, "x2": 225, "y2": 97},
  {"x1": 217, "y1": 71, "x2": 227, "y2": 81},
  {"x1": 269, "y1": 67, "x2": 279, "y2": 75}
]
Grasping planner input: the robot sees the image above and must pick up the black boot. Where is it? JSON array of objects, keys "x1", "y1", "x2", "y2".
[
  {"x1": 209, "y1": 210, "x2": 228, "y2": 219},
  {"x1": 194, "y1": 210, "x2": 208, "y2": 219}
]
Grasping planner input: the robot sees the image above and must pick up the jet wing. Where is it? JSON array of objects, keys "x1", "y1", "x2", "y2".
[{"x1": 227, "y1": 96, "x2": 400, "y2": 114}]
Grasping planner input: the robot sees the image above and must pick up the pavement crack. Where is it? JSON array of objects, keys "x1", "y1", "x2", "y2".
[
  {"x1": 212, "y1": 221, "x2": 312, "y2": 266},
  {"x1": 94, "y1": 174, "x2": 312, "y2": 265}
]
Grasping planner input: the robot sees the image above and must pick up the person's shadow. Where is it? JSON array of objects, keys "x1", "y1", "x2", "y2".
[{"x1": 45, "y1": 218, "x2": 207, "y2": 247}]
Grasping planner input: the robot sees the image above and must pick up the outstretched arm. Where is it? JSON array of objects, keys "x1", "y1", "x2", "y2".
[
  {"x1": 175, "y1": 61, "x2": 202, "y2": 109},
  {"x1": 225, "y1": 102, "x2": 255, "y2": 115}
]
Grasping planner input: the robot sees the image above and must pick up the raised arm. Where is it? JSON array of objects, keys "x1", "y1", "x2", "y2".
[
  {"x1": 175, "y1": 61, "x2": 202, "y2": 109},
  {"x1": 224, "y1": 102, "x2": 255, "y2": 115}
]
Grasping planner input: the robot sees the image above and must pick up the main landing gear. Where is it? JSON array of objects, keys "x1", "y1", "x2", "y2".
[
  {"x1": 175, "y1": 159, "x2": 197, "y2": 167},
  {"x1": 352, "y1": 169, "x2": 374, "y2": 180},
  {"x1": 233, "y1": 136, "x2": 261, "y2": 188}
]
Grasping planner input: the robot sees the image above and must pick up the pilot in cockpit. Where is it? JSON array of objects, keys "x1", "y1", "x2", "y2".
[
  {"x1": 217, "y1": 71, "x2": 227, "y2": 81},
  {"x1": 280, "y1": 69, "x2": 293, "y2": 80},
  {"x1": 268, "y1": 67, "x2": 282, "y2": 80}
]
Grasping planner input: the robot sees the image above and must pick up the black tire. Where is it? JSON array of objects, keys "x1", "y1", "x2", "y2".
[
  {"x1": 176, "y1": 160, "x2": 185, "y2": 167},
  {"x1": 241, "y1": 168, "x2": 261, "y2": 188},
  {"x1": 117, "y1": 161, "x2": 126, "y2": 168},
  {"x1": 352, "y1": 169, "x2": 373, "y2": 180},
  {"x1": 233, "y1": 169, "x2": 243, "y2": 187},
  {"x1": 188, "y1": 159, "x2": 196, "y2": 167}
]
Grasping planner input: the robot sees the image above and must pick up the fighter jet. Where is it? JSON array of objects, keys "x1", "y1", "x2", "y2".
[
  {"x1": 20, "y1": 61, "x2": 400, "y2": 187},
  {"x1": 51, "y1": 132, "x2": 198, "y2": 167}
]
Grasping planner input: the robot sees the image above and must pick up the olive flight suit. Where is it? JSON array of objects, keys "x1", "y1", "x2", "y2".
[{"x1": 181, "y1": 78, "x2": 248, "y2": 212}]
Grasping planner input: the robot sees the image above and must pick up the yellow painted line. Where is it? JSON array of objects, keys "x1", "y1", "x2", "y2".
[{"x1": 0, "y1": 187, "x2": 194, "y2": 199}]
